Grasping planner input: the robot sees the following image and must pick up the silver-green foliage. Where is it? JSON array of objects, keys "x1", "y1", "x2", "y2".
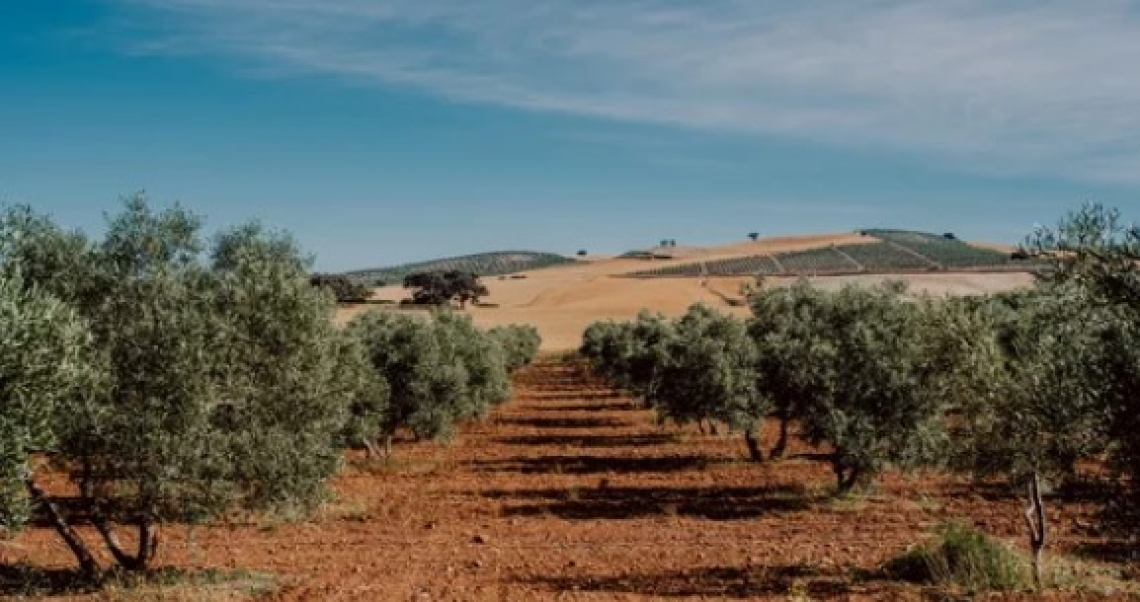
[
  {"x1": 748, "y1": 280, "x2": 835, "y2": 458},
  {"x1": 995, "y1": 204, "x2": 1140, "y2": 528},
  {"x1": 652, "y1": 305, "x2": 763, "y2": 434},
  {"x1": 346, "y1": 310, "x2": 514, "y2": 451},
  {"x1": 809, "y1": 284, "x2": 944, "y2": 491},
  {"x1": 580, "y1": 306, "x2": 766, "y2": 458},
  {"x1": 579, "y1": 311, "x2": 674, "y2": 405},
  {"x1": 0, "y1": 195, "x2": 368, "y2": 571},
  {"x1": 749, "y1": 282, "x2": 949, "y2": 492},
  {"x1": 488, "y1": 324, "x2": 542, "y2": 372},
  {"x1": 0, "y1": 275, "x2": 97, "y2": 532},
  {"x1": 1030, "y1": 205, "x2": 1140, "y2": 505},
  {"x1": 954, "y1": 290, "x2": 1114, "y2": 485}
]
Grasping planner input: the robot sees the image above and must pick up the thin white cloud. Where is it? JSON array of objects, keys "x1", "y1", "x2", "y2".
[{"x1": 113, "y1": 0, "x2": 1140, "y2": 184}]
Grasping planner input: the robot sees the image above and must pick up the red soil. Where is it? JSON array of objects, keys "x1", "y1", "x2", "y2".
[{"x1": 4, "y1": 358, "x2": 1136, "y2": 600}]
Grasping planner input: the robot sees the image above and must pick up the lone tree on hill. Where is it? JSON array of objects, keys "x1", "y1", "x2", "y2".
[
  {"x1": 749, "y1": 232, "x2": 759, "y2": 241},
  {"x1": 310, "y1": 273, "x2": 370, "y2": 303},
  {"x1": 404, "y1": 270, "x2": 488, "y2": 307}
]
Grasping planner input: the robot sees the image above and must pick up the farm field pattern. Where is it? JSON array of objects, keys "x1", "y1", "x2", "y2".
[
  {"x1": 626, "y1": 231, "x2": 1033, "y2": 279},
  {"x1": 346, "y1": 233, "x2": 1037, "y2": 350}
]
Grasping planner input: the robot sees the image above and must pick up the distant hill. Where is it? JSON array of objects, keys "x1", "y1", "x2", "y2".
[
  {"x1": 344, "y1": 251, "x2": 577, "y2": 285},
  {"x1": 625, "y1": 230, "x2": 1039, "y2": 278}
]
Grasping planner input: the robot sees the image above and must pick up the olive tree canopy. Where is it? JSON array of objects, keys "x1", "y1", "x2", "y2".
[{"x1": 0, "y1": 195, "x2": 368, "y2": 574}]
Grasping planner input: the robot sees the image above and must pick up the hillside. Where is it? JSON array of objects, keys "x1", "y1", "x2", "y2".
[
  {"x1": 625, "y1": 230, "x2": 1036, "y2": 278},
  {"x1": 338, "y1": 232, "x2": 1037, "y2": 351},
  {"x1": 343, "y1": 251, "x2": 577, "y2": 285}
]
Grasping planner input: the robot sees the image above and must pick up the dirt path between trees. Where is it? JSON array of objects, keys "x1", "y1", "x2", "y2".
[{"x1": 6, "y1": 357, "x2": 1134, "y2": 601}]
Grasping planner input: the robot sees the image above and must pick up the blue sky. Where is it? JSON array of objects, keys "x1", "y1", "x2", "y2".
[{"x1": 2, "y1": 1, "x2": 1139, "y2": 271}]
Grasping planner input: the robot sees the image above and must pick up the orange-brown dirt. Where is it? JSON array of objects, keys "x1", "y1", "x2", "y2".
[{"x1": 4, "y1": 358, "x2": 1135, "y2": 601}]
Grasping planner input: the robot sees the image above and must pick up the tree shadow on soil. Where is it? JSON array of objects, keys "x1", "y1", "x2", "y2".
[
  {"x1": 521, "y1": 391, "x2": 626, "y2": 402},
  {"x1": 1071, "y1": 541, "x2": 1140, "y2": 564},
  {"x1": 0, "y1": 565, "x2": 270, "y2": 598},
  {"x1": 0, "y1": 565, "x2": 101, "y2": 597},
  {"x1": 527, "y1": 400, "x2": 641, "y2": 412},
  {"x1": 937, "y1": 481, "x2": 1019, "y2": 502},
  {"x1": 468, "y1": 454, "x2": 710, "y2": 475},
  {"x1": 493, "y1": 433, "x2": 680, "y2": 448},
  {"x1": 522, "y1": 564, "x2": 862, "y2": 598},
  {"x1": 939, "y1": 478, "x2": 1112, "y2": 504},
  {"x1": 495, "y1": 416, "x2": 631, "y2": 429},
  {"x1": 483, "y1": 484, "x2": 815, "y2": 520}
]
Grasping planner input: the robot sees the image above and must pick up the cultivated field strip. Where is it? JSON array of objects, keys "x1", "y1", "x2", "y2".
[{"x1": 624, "y1": 231, "x2": 1036, "y2": 279}]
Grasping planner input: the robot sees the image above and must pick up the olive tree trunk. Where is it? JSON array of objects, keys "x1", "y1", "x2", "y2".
[
  {"x1": 743, "y1": 428, "x2": 764, "y2": 463},
  {"x1": 24, "y1": 477, "x2": 101, "y2": 578},
  {"x1": 1024, "y1": 471, "x2": 1047, "y2": 589}
]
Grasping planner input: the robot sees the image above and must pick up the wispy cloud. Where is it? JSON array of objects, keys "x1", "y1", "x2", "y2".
[{"x1": 112, "y1": 0, "x2": 1140, "y2": 184}]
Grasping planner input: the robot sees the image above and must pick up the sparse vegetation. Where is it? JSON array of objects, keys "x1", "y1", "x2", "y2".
[{"x1": 884, "y1": 522, "x2": 1031, "y2": 592}]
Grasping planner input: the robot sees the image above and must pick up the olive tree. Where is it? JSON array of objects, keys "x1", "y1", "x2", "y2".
[
  {"x1": 347, "y1": 311, "x2": 473, "y2": 453},
  {"x1": 790, "y1": 283, "x2": 947, "y2": 493},
  {"x1": 435, "y1": 311, "x2": 512, "y2": 415},
  {"x1": 947, "y1": 288, "x2": 1120, "y2": 586},
  {"x1": 955, "y1": 290, "x2": 1112, "y2": 485},
  {"x1": 488, "y1": 324, "x2": 542, "y2": 372},
  {"x1": 748, "y1": 280, "x2": 833, "y2": 459},
  {"x1": 580, "y1": 320, "x2": 633, "y2": 385},
  {"x1": 1023, "y1": 203, "x2": 1140, "y2": 533},
  {"x1": 0, "y1": 275, "x2": 103, "y2": 575},
  {"x1": 653, "y1": 305, "x2": 767, "y2": 460},
  {"x1": 579, "y1": 311, "x2": 674, "y2": 406},
  {"x1": 0, "y1": 196, "x2": 367, "y2": 574}
]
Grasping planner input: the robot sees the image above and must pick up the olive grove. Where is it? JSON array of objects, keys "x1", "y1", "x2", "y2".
[{"x1": 0, "y1": 196, "x2": 539, "y2": 577}]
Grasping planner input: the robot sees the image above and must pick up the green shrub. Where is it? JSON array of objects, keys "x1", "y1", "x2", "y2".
[
  {"x1": 435, "y1": 311, "x2": 511, "y2": 415},
  {"x1": 885, "y1": 522, "x2": 1031, "y2": 592},
  {"x1": 0, "y1": 274, "x2": 99, "y2": 535}
]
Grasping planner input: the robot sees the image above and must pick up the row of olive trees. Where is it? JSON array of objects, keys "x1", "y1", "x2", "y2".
[
  {"x1": 344, "y1": 313, "x2": 538, "y2": 456},
  {"x1": 580, "y1": 284, "x2": 956, "y2": 492},
  {"x1": 580, "y1": 204, "x2": 1138, "y2": 504},
  {"x1": 0, "y1": 196, "x2": 540, "y2": 577},
  {"x1": 580, "y1": 307, "x2": 766, "y2": 458},
  {"x1": 580, "y1": 203, "x2": 1139, "y2": 574}
]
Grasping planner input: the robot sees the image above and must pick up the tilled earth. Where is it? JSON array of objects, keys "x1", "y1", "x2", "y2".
[{"x1": 4, "y1": 358, "x2": 1137, "y2": 601}]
